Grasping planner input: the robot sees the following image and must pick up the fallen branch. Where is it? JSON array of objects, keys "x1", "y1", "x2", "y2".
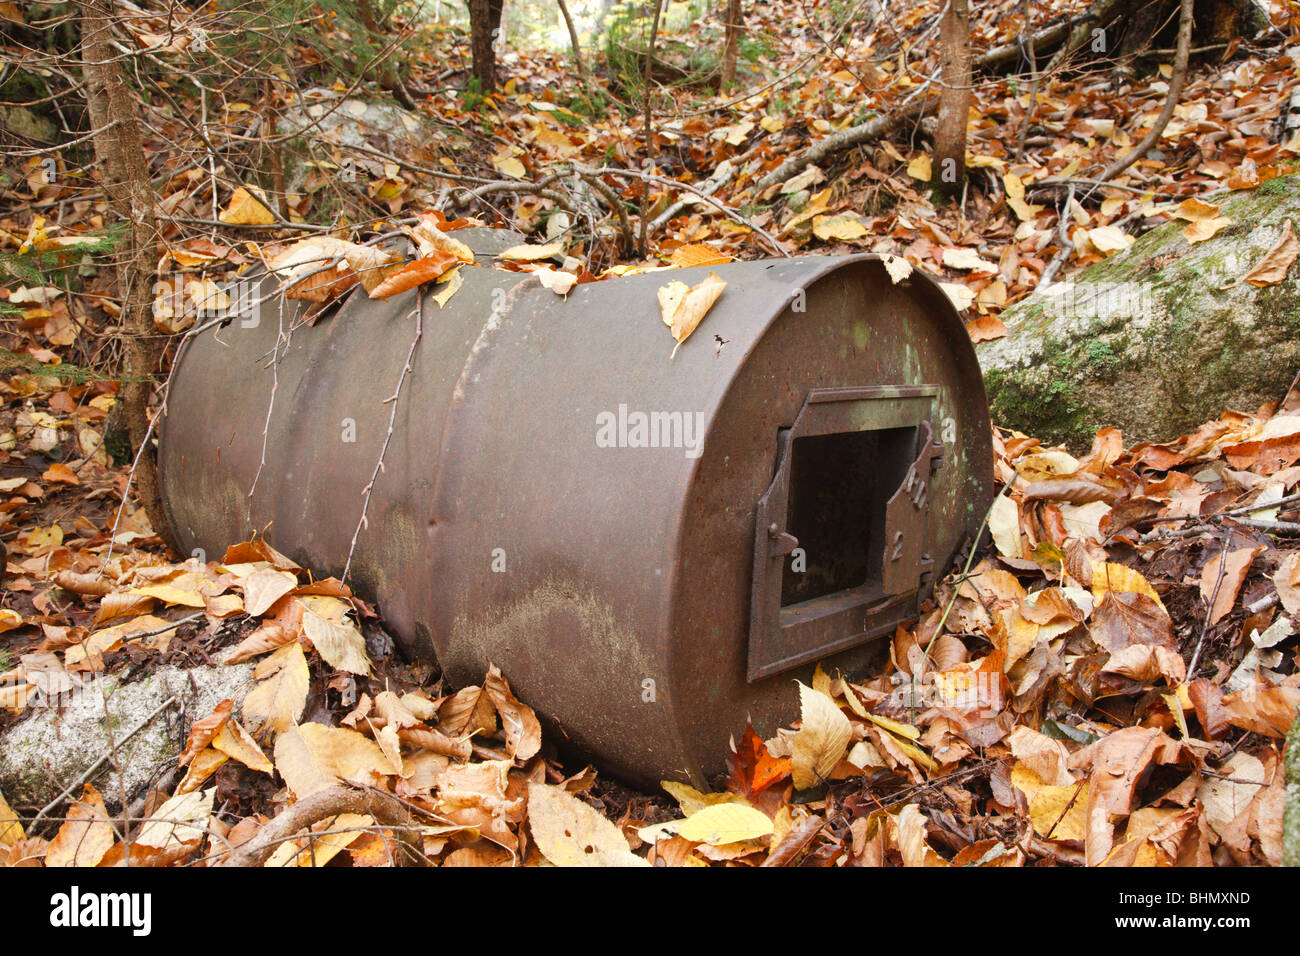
[{"x1": 221, "y1": 785, "x2": 429, "y2": 867}]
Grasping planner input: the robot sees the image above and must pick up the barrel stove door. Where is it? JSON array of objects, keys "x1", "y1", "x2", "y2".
[{"x1": 747, "y1": 386, "x2": 944, "y2": 682}]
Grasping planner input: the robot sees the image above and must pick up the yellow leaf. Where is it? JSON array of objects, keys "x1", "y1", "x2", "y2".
[
  {"x1": 1175, "y1": 197, "x2": 1221, "y2": 221},
  {"x1": 1088, "y1": 225, "x2": 1134, "y2": 253},
  {"x1": 658, "y1": 271, "x2": 727, "y2": 358},
  {"x1": 241, "y1": 641, "x2": 310, "y2": 737},
  {"x1": 242, "y1": 567, "x2": 298, "y2": 617},
  {"x1": 811, "y1": 214, "x2": 868, "y2": 241},
  {"x1": 527, "y1": 782, "x2": 648, "y2": 866},
  {"x1": 1028, "y1": 781, "x2": 1087, "y2": 840},
  {"x1": 988, "y1": 494, "x2": 1022, "y2": 559},
  {"x1": 219, "y1": 185, "x2": 276, "y2": 225},
  {"x1": 791, "y1": 682, "x2": 851, "y2": 790},
  {"x1": 0, "y1": 788, "x2": 25, "y2": 846},
  {"x1": 906, "y1": 155, "x2": 932, "y2": 180},
  {"x1": 671, "y1": 803, "x2": 774, "y2": 845},
  {"x1": 863, "y1": 712, "x2": 920, "y2": 739},
  {"x1": 131, "y1": 571, "x2": 211, "y2": 608},
  {"x1": 668, "y1": 243, "x2": 734, "y2": 268},
  {"x1": 433, "y1": 265, "x2": 465, "y2": 306},
  {"x1": 176, "y1": 747, "x2": 229, "y2": 794},
  {"x1": 493, "y1": 156, "x2": 526, "y2": 179},
  {"x1": 896, "y1": 803, "x2": 947, "y2": 866},
  {"x1": 661, "y1": 781, "x2": 750, "y2": 816},
  {"x1": 1091, "y1": 561, "x2": 1165, "y2": 612},
  {"x1": 273, "y1": 722, "x2": 396, "y2": 799},
  {"x1": 498, "y1": 241, "x2": 564, "y2": 261},
  {"x1": 1003, "y1": 196, "x2": 1045, "y2": 222}
]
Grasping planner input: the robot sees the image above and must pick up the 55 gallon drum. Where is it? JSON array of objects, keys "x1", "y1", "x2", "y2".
[{"x1": 159, "y1": 230, "x2": 994, "y2": 787}]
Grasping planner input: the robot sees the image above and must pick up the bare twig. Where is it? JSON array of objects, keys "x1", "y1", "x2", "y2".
[{"x1": 342, "y1": 288, "x2": 425, "y2": 583}]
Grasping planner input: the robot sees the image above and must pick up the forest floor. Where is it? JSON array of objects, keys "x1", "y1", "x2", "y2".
[{"x1": 1, "y1": 0, "x2": 1299, "y2": 866}]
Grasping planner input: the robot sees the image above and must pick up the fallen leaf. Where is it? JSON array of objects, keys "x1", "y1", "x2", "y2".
[
  {"x1": 791, "y1": 682, "x2": 851, "y2": 790},
  {"x1": 527, "y1": 782, "x2": 648, "y2": 866},
  {"x1": 0, "y1": 788, "x2": 23, "y2": 846},
  {"x1": 301, "y1": 607, "x2": 371, "y2": 676},
  {"x1": 273, "y1": 722, "x2": 396, "y2": 798},
  {"x1": 367, "y1": 252, "x2": 460, "y2": 300},
  {"x1": 1239, "y1": 219, "x2": 1298, "y2": 286},
  {"x1": 45, "y1": 784, "x2": 114, "y2": 867},
  {"x1": 242, "y1": 567, "x2": 297, "y2": 616},
  {"x1": 135, "y1": 787, "x2": 214, "y2": 851},
  {"x1": 241, "y1": 641, "x2": 310, "y2": 738},
  {"x1": 219, "y1": 185, "x2": 276, "y2": 225},
  {"x1": 498, "y1": 241, "x2": 564, "y2": 261},
  {"x1": 658, "y1": 803, "x2": 774, "y2": 846},
  {"x1": 482, "y1": 664, "x2": 542, "y2": 761},
  {"x1": 658, "y1": 271, "x2": 726, "y2": 357}
]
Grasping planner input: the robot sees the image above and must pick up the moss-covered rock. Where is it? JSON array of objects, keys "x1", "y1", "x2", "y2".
[{"x1": 978, "y1": 174, "x2": 1300, "y2": 450}]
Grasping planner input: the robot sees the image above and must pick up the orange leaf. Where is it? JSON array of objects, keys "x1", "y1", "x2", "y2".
[
  {"x1": 367, "y1": 252, "x2": 460, "y2": 300},
  {"x1": 42, "y1": 462, "x2": 79, "y2": 486},
  {"x1": 725, "y1": 720, "x2": 791, "y2": 798}
]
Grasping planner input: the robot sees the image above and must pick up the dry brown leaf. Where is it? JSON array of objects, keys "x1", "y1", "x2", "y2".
[
  {"x1": 301, "y1": 607, "x2": 371, "y2": 676},
  {"x1": 45, "y1": 784, "x2": 114, "y2": 867},
  {"x1": 1239, "y1": 219, "x2": 1297, "y2": 287},
  {"x1": 212, "y1": 718, "x2": 274, "y2": 773},
  {"x1": 1090, "y1": 592, "x2": 1174, "y2": 652},
  {"x1": 241, "y1": 568, "x2": 297, "y2": 617},
  {"x1": 219, "y1": 185, "x2": 276, "y2": 225},
  {"x1": 1199, "y1": 546, "x2": 1259, "y2": 626},
  {"x1": 482, "y1": 664, "x2": 542, "y2": 761},
  {"x1": 273, "y1": 722, "x2": 397, "y2": 799},
  {"x1": 791, "y1": 682, "x2": 851, "y2": 790},
  {"x1": 225, "y1": 622, "x2": 294, "y2": 663},
  {"x1": 179, "y1": 699, "x2": 232, "y2": 767},
  {"x1": 241, "y1": 641, "x2": 309, "y2": 738}
]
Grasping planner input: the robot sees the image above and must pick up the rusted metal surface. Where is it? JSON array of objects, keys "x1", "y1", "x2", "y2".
[{"x1": 159, "y1": 229, "x2": 994, "y2": 787}]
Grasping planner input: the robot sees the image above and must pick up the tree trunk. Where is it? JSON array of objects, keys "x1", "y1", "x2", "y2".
[
  {"x1": 467, "y1": 0, "x2": 505, "y2": 92},
  {"x1": 932, "y1": 0, "x2": 971, "y2": 199},
  {"x1": 79, "y1": 0, "x2": 177, "y2": 553},
  {"x1": 720, "y1": 0, "x2": 743, "y2": 90},
  {"x1": 557, "y1": 0, "x2": 586, "y2": 76}
]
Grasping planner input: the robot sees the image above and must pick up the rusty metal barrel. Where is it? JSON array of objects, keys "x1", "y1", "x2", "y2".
[{"x1": 159, "y1": 228, "x2": 994, "y2": 787}]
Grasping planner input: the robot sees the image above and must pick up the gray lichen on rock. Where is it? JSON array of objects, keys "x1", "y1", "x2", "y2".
[
  {"x1": 978, "y1": 174, "x2": 1300, "y2": 450},
  {"x1": 0, "y1": 662, "x2": 256, "y2": 812}
]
